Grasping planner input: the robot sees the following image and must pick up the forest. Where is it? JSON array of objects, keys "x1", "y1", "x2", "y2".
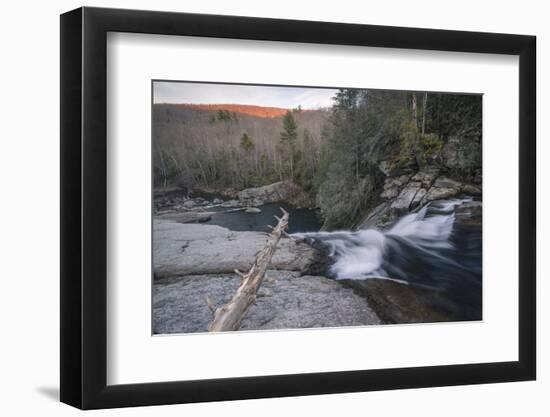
[{"x1": 153, "y1": 89, "x2": 481, "y2": 229}]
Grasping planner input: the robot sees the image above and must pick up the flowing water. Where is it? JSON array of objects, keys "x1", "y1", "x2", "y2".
[{"x1": 294, "y1": 198, "x2": 482, "y2": 319}]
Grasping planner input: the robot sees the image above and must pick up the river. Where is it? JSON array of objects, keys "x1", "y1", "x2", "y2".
[
  {"x1": 156, "y1": 191, "x2": 482, "y2": 322},
  {"x1": 206, "y1": 202, "x2": 322, "y2": 234}
]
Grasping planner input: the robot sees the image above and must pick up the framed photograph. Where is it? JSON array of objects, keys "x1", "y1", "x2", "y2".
[{"x1": 60, "y1": 7, "x2": 536, "y2": 409}]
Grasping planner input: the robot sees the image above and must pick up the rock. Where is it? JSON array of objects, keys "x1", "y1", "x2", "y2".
[
  {"x1": 462, "y1": 184, "x2": 482, "y2": 196},
  {"x1": 356, "y1": 202, "x2": 397, "y2": 230},
  {"x1": 423, "y1": 176, "x2": 463, "y2": 202},
  {"x1": 190, "y1": 186, "x2": 239, "y2": 200},
  {"x1": 455, "y1": 201, "x2": 482, "y2": 227},
  {"x1": 433, "y1": 177, "x2": 462, "y2": 189},
  {"x1": 380, "y1": 174, "x2": 411, "y2": 200},
  {"x1": 182, "y1": 200, "x2": 196, "y2": 209},
  {"x1": 153, "y1": 270, "x2": 380, "y2": 334},
  {"x1": 340, "y1": 278, "x2": 455, "y2": 324},
  {"x1": 390, "y1": 182, "x2": 423, "y2": 215},
  {"x1": 410, "y1": 188, "x2": 427, "y2": 209},
  {"x1": 356, "y1": 202, "x2": 392, "y2": 230},
  {"x1": 378, "y1": 160, "x2": 392, "y2": 176},
  {"x1": 380, "y1": 186, "x2": 400, "y2": 200},
  {"x1": 440, "y1": 135, "x2": 482, "y2": 182},
  {"x1": 245, "y1": 207, "x2": 262, "y2": 214},
  {"x1": 411, "y1": 166, "x2": 440, "y2": 188},
  {"x1": 220, "y1": 199, "x2": 240, "y2": 208},
  {"x1": 156, "y1": 211, "x2": 214, "y2": 223},
  {"x1": 153, "y1": 220, "x2": 318, "y2": 278},
  {"x1": 212, "y1": 198, "x2": 223, "y2": 204},
  {"x1": 238, "y1": 181, "x2": 311, "y2": 208}
]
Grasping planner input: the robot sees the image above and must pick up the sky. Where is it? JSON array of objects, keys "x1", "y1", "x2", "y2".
[{"x1": 153, "y1": 81, "x2": 339, "y2": 109}]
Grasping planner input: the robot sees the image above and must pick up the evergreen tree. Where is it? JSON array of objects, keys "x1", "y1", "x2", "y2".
[
  {"x1": 240, "y1": 132, "x2": 254, "y2": 153},
  {"x1": 280, "y1": 110, "x2": 298, "y2": 181}
]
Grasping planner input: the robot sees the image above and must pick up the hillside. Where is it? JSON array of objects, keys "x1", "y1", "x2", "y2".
[
  {"x1": 171, "y1": 103, "x2": 292, "y2": 118},
  {"x1": 153, "y1": 103, "x2": 330, "y2": 192}
]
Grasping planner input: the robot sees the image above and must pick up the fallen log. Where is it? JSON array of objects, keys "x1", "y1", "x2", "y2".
[{"x1": 208, "y1": 207, "x2": 289, "y2": 332}]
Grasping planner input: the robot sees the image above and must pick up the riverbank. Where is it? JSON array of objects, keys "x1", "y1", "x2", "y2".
[
  {"x1": 153, "y1": 218, "x2": 381, "y2": 333},
  {"x1": 152, "y1": 181, "x2": 482, "y2": 332}
]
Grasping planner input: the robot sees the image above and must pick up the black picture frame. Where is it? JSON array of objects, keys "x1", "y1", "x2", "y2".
[{"x1": 60, "y1": 6, "x2": 536, "y2": 410}]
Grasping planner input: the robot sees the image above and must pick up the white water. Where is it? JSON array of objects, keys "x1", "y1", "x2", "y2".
[{"x1": 294, "y1": 198, "x2": 473, "y2": 282}]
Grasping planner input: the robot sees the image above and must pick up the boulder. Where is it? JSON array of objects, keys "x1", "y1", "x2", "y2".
[
  {"x1": 411, "y1": 167, "x2": 440, "y2": 188},
  {"x1": 245, "y1": 207, "x2": 262, "y2": 214},
  {"x1": 238, "y1": 181, "x2": 311, "y2": 208},
  {"x1": 423, "y1": 176, "x2": 463, "y2": 202},
  {"x1": 153, "y1": 220, "x2": 318, "y2": 278},
  {"x1": 153, "y1": 270, "x2": 380, "y2": 334}
]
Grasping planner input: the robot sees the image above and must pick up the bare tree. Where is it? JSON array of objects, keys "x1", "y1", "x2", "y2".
[{"x1": 422, "y1": 92, "x2": 428, "y2": 134}]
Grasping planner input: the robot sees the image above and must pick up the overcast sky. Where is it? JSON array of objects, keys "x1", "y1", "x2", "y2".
[{"x1": 153, "y1": 81, "x2": 339, "y2": 109}]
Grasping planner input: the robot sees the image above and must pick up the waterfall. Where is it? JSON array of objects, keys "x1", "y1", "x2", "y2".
[{"x1": 293, "y1": 198, "x2": 481, "y2": 292}]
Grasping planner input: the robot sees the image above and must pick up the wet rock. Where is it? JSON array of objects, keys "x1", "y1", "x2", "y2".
[
  {"x1": 455, "y1": 201, "x2": 482, "y2": 227},
  {"x1": 153, "y1": 220, "x2": 318, "y2": 278},
  {"x1": 153, "y1": 270, "x2": 380, "y2": 334},
  {"x1": 356, "y1": 202, "x2": 392, "y2": 230},
  {"x1": 238, "y1": 181, "x2": 311, "y2": 208},
  {"x1": 340, "y1": 278, "x2": 455, "y2": 324}
]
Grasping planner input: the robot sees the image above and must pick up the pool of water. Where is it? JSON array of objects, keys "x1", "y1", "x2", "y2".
[{"x1": 206, "y1": 203, "x2": 322, "y2": 234}]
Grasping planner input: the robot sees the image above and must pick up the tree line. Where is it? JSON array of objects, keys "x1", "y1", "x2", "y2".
[
  {"x1": 153, "y1": 89, "x2": 481, "y2": 228},
  {"x1": 153, "y1": 104, "x2": 329, "y2": 193}
]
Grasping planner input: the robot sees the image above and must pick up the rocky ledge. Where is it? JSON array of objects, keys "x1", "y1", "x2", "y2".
[
  {"x1": 154, "y1": 270, "x2": 380, "y2": 334},
  {"x1": 358, "y1": 166, "x2": 481, "y2": 229},
  {"x1": 153, "y1": 219, "x2": 317, "y2": 279},
  {"x1": 237, "y1": 181, "x2": 312, "y2": 208}
]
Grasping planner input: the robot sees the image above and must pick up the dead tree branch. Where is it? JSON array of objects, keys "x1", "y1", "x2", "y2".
[{"x1": 208, "y1": 207, "x2": 289, "y2": 332}]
